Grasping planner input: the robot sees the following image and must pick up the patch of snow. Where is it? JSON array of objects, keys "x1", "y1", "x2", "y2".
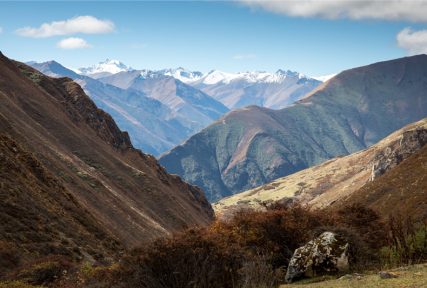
[
  {"x1": 199, "y1": 69, "x2": 313, "y2": 85},
  {"x1": 313, "y1": 73, "x2": 337, "y2": 82},
  {"x1": 160, "y1": 67, "x2": 203, "y2": 83}
]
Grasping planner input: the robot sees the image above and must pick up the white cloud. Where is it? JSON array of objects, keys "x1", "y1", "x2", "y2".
[
  {"x1": 397, "y1": 28, "x2": 427, "y2": 55},
  {"x1": 233, "y1": 53, "x2": 257, "y2": 60},
  {"x1": 16, "y1": 15, "x2": 114, "y2": 38},
  {"x1": 239, "y1": 0, "x2": 427, "y2": 22},
  {"x1": 57, "y1": 37, "x2": 91, "y2": 49}
]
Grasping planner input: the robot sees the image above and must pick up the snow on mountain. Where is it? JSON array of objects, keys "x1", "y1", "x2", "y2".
[
  {"x1": 197, "y1": 69, "x2": 309, "y2": 85},
  {"x1": 191, "y1": 69, "x2": 321, "y2": 110},
  {"x1": 160, "y1": 67, "x2": 203, "y2": 83},
  {"x1": 75, "y1": 59, "x2": 320, "y2": 110},
  {"x1": 77, "y1": 59, "x2": 133, "y2": 78},
  {"x1": 313, "y1": 73, "x2": 337, "y2": 82}
]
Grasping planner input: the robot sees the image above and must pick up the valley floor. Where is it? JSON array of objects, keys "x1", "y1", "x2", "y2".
[{"x1": 281, "y1": 263, "x2": 427, "y2": 287}]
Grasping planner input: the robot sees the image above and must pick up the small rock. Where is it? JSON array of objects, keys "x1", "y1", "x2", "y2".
[
  {"x1": 379, "y1": 271, "x2": 399, "y2": 279},
  {"x1": 413, "y1": 272, "x2": 422, "y2": 276}
]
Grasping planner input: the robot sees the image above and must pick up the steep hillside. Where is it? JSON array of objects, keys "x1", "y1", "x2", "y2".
[
  {"x1": 30, "y1": 61, "x2": 196, "y2": 156},
  {"x1": 192, "y1": 70, "x2": 321, "y2": 109},
  {"x1": 0, "y1": 52, "x2": 214, "y2": 256},
  {"x1": 160, "y1": 55, "x2": 427, "y2": 201},
  {"x1": 332, "y1": 140, "x2": 427, "y2": 221},
  {"x1": 214, "y1": 118, "x2": 427, "y2": 217},
  {"x1": 0, "y1": 134, "x2": 121, "y2": 262}
]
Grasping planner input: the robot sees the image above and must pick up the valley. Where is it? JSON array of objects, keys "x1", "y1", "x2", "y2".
[{"x1": 2, "y1": 1, "x2": 427, "y2": 286}]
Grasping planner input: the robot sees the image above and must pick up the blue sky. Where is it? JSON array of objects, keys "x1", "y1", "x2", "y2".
[{"x1": 0, "y1": 1, "x2": 426, "y2": 76}]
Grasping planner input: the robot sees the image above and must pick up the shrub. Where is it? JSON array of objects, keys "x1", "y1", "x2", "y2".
[
  {"x1": 0, "y1": 241, "x2": 21, "y2": 276},
  {"x1": 210, "y1": 204, "x2": 329, "y2": 269},
  {"x1": 237, "y1": 253, "x2": 284, "y2": 288},
  {"x1": 336, "y1": 203, "x2": 388, "y2": 250},
  {"x1": 15, "y1": 256, "x2": 73, "y2": 285},
  {"x1": 79, "y1": 262, "x2": 120, "y2": 287},
  {"x1": 115, "y1": 228, "x2": 245, "y2": 288},
  {"x1": 112, "y1": 204, "x2": 386, "y2": 287},
  {"x1": 380, "y1": 215, "x2": 427, "y2": 266}
]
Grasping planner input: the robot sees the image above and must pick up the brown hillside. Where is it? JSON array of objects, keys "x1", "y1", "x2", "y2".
[
  {"x1": 0, "y1": 134, "x2": 121, "y2": 263},
  {"x1": 215, "y1": 118, "x2": 427, "y2": 219},
  {"x1": 333, "y1": 144, "x2": 427, "y2": 221},
  {"x1": 0, "y1": 52, "x2": 214, "y2": 256}
]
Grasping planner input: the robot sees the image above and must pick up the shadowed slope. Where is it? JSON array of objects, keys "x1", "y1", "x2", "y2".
[{"x1": 0, "y1": 52, "x2": 214, "y2": 254}]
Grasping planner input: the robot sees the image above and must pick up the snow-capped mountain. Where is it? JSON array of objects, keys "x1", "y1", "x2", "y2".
[
  {"x1": 197, "y1": 69, "x2": 307, "y2": 85},
  {"x1": 190, "y1": 69, "x2": 321, "y2": 109},
  {"x1": 159, "y1": 67, "x2": 204, "y2": 83},
  {"x1": 77, "y1": 59, "x2": 133, "y2": 79},
  {"x1": 75, "y1": 59, "x2": 321, "y2": 110}
]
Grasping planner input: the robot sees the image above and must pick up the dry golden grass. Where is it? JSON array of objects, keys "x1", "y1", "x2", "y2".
[{"x1": 281, "y1": 263, "x2": 427, "y2": 288}]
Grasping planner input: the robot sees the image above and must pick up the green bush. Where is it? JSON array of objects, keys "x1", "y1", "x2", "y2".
[
  {"x1": 380, "y1": 217, "x2": 427, "y2": 267},
  {"x1": 15, "y1": 256, "x2": 72, "y2": 285}
]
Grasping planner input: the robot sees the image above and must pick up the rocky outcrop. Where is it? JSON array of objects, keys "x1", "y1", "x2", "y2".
[
  {"x1": 370, "y1": 128, "x2": 427, "y2": 181},
  {"x1": 285, "y1": 232, "x2": 350, "y2": 283}
]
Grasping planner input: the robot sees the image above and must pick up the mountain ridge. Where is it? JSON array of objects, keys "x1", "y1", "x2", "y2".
[
  {"x1": 160, "y1": 54, "x2": 427, "y2": 202},
  {"x1": 75, "y1": 59, "x2": 321, "y2": 110},
  {"x1": 213, "y1": 117, "x2": 427, "y2": 217},
  {"x1": 1, "y1": 52, "x2": 214, "y2": 255}
]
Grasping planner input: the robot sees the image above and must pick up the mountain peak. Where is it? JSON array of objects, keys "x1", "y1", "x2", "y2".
[
  {"x1": 275, "y1": 69, "x2": 307, "y2": 79},
  {"x1": 159, "y1": 67, "x2": 204, "y2": 83},
  {"x1": 78, "y1": 59, "x2": 132, "y2": 77}
]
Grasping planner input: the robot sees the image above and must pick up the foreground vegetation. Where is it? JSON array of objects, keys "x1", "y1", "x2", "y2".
[{"x1": 1, "y1": 204, "x2": 426, "y2": 287}]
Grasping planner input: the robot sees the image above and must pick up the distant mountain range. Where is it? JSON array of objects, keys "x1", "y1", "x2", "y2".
[
  {"x1": 78, "y1": 60, "x2": 322, "y2": 110},
  {"x1": 98, "y1": 69, "x2": 229, "y2": 130},
  {"x1": 30, "y1": 59, "x2": 320, "y2": 156},
  {"x1": 159, "y1": 55, "x2": 427, "y2": 202},
  {"x1": 29, "y1": 61, "x2": 229, "y2": 156},
  {"x1": 191, "y1": 69, "x2": 321, "y2": 109}
]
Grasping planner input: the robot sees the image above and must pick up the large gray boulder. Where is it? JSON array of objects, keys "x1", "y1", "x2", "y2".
[{"x1": 285, "y1": 232, "x2": 350, "y2": 283}]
